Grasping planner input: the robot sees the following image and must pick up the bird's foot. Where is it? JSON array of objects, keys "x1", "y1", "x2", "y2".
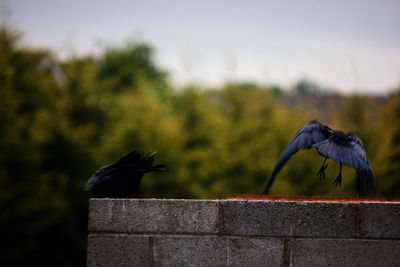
[
  {"x1": 333, "y1": 173, "x2": 342, "y2": 187},
  {"x1": 316, "y1": 163, "x2": 328, "y2": 180}
]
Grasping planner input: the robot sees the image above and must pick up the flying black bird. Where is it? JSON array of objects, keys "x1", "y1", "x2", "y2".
[
  {"x1": 263, "y1": 120, "x2": 376, "y2": 196},
  {"x1": 84, "y1": 151, "x2": 167, "y2": 198}
]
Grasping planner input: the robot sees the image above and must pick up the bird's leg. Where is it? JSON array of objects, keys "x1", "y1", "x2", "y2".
[
  {"x1": 316, "y1": 157, "x2": 328, "y2": 180},
  {"x1": 333, "y1": 163, "x2": 343, "y2": 187}
]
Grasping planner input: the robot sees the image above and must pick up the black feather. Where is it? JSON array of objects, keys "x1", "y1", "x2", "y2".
[
  {"x1": 84, "y1": 151, "x2": 167, "y2": 198},
  {"x1": 263, "y1": 120, "x2": 376, "y2": 196},
  {"x1": 356, "y1": 169, "x2": 376, "y2": 197},
  {"x1": 264, "y1": 120, "x2": 332, "y2": 194}
]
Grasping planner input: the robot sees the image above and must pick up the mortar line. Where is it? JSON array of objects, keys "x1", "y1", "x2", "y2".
[
  {"x1": 355, "y1": 202, "x2": 361, "y2": 237},
  {"x1": 88, "y1": 232, "x2": 400, "y2": 241},
  {"x1": 226, "y1": 237, "x2": 230, "y2": 267},
  {"x1": 283, "y1": 239, "x2": 289, "y2": 267},
  {"x1": 148, "y1": 236, "x2": 153, "y2": 267}
]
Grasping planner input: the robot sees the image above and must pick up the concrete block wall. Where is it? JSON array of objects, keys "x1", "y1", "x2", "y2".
[{"x1": 87, "y1": 199, "x2": 400, "y2": 266}]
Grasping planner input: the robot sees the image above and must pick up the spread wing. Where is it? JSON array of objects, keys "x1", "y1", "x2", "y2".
[
  {"x1": 312, "y1": 138, "x2": 370, "y2": 170},
  {"x1": 312, "y1": 132, "x2": 376, "y2": 196},
  {"x1": 347, "y1": 132, "x2": 370, "y2": 166},
  {"x1": 263, "y1": 120, "x2": 332, "y2": 194}
]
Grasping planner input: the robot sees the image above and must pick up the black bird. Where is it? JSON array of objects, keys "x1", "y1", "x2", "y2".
[
  {"x1": 85, "y1": 151, "x2": 167, "y2": 198},
  {"x1": 263, "y1": 120, "x2": 376, "y2": 196}
]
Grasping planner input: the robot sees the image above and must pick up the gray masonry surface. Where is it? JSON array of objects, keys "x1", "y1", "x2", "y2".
[{"x1": 87, "y1": 199, "x2": 400, "y2": 266}]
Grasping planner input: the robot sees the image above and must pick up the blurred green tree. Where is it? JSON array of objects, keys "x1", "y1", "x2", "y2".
[
  {"x1": 0, "y1": 24, "x2": 398, "y2": 267},
  {"x1": 97, "y1": 43, "x2": 169, "y2": 96},
  {"x1": 375, "y1": 90, "x2": 400, "y2": 198},
  {"x1": 0, "y1": 27, "x2": 91, "y2": 266}
]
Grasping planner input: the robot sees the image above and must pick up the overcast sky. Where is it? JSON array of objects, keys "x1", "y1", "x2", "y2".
[{"x1": 6, "y1": 0, "x2": 400, "y2": 94}]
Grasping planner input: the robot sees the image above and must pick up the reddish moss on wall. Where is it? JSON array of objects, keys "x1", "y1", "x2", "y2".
[{"x1": 228, "y1": 195, "x2": 399, "y2": 202}]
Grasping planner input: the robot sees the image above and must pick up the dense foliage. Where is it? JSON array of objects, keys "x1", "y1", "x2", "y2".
[{"x1": 1, "y1": 27, "x2": 399, "y2": 266}]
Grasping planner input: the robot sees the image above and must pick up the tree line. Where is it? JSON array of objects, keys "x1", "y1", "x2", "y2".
[{"x1": 1, "y1": 26, "x2": 399, "y2": 266}]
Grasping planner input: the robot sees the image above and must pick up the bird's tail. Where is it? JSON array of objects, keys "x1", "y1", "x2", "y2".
[
  {"x1": 356, "y1": 168, "x2": 376, "y2": 197},
  {"x1": 140, "y1": 152, "x2": 168, "y2": 172}
]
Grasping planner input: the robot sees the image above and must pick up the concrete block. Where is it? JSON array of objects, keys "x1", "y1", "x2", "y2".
[
  {"x1": 89, "y1": 199, "x2": 220, "y2": 234},
  {"x1": 87, "y1": 199, "x2": 400, "y2": 266},
  {"x1": 153, "y1": 236, "x2": 227, "y2": 266},
  {"x1": 359, "y1": 202, "x2": 400, "y2": 239},
  {"x1": 87, "y1": 234, "x2": 149, "y2": 267},
  {"x1": 228, "y1": 237, "x2": 284, "y2": 266},
  {"x1": 88, "y1": 199, "x2": 116, "y2": 232},
  {"x1": 220, "y1": 200, "x2": 357, "y2": 238},
  {"x1": 287, "y1": 238, "x2": 400, "y2": 267}
]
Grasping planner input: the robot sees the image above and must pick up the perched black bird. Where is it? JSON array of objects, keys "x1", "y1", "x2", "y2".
[
  {"x1": 85, "y1": 151, "x2": 167, "y2": 198},
  {"x1": 263, "y1": 120, "x2": 376, "y2": 196}
]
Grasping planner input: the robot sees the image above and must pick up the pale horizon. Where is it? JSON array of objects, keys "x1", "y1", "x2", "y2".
[{"x1": 5, "y1": 0, "x2": 400, "y2": 94}]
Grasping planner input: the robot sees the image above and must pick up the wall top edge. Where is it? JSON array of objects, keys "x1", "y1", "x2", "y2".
[{"x1": 89, "y1": 198, "x2": 400, "y2": 204}]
